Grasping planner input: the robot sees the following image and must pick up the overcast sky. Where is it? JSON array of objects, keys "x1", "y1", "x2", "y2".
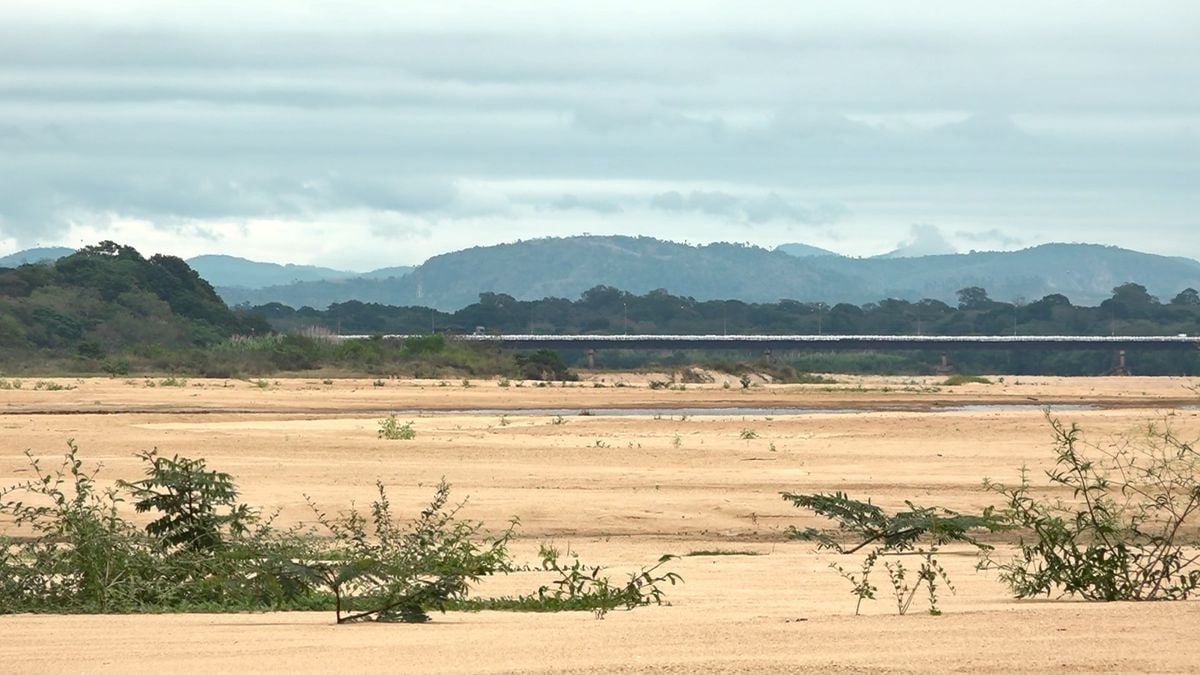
[{"x1": 1, "y1": 1, "x2": 1197, "y2": 269}]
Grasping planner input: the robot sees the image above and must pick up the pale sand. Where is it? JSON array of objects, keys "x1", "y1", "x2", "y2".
[{"x1": 1, "y1": 375, "x2": 1198, "y2": 673}]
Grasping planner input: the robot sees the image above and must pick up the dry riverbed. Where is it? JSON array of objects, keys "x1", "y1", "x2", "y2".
[{"x1": 1, "y1": 373, "x2": 1198, "y2": 673}]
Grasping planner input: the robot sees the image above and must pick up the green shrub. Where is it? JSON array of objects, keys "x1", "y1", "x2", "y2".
[
  {"x1": 0, "y1": 442, "x2": 161, "y2": 612},
  {"x1": 378, "y1": 415, "x2": 416, "y2": 440},
  {"x1": 100, "y1": 358, "x2": 131, "y2": 377},
  {"x1": 0, "y1": 443, "x2": 317, "y2": 614},
  {"x1": 1, "y1": 442, "x2": 681, "y2": 622},
  {"x1": 514, "y1": 349, "x2": 576, "y2": 381},
  {"x1": 982, "y1": 414, "x2": 1200, "y2": 601},
  {"x1": 120, "y1": 450, "x2": 255, "y2": 552},
  {"x1": 299, "y1": 481, "x2": 515, "y2": 623}
]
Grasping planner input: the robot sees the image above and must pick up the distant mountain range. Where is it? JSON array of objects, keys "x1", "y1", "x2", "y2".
[
  {"x1": 220, "y1": 236, "x2": 1200, "y2": 309},
  {"x1": 187, "y1": 255, "x2": 356, "y2": 288},
  {"x1": 0, "y1": 247, "x2": 75, "y2": 268},
  {"x1": 773, "y1": 243, "x2": 840, "y2": 258},
  {"x1": 5, "y1": 236, "x2": 1199, "y2": 310},
  {"x1": 0, "y1": 248, "x2": 413, "y2": 293}
]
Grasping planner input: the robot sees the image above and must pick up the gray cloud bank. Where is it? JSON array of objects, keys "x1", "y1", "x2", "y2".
[{"x1": 1, "y1": 1, "x2": 1197, "y2": 264}]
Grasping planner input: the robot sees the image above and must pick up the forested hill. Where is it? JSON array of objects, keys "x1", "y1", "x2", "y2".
[
  {"x1": 0, "y1": 241, "x2": 267, "y2": 362},
  {"x1": 216, "y1": 236, "x2": 1200, "y2": 310}
]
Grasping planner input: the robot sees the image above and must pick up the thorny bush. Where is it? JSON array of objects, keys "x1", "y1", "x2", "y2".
[{"x1": 983, "y1": 413, "x2": 1200, "y2": 601}]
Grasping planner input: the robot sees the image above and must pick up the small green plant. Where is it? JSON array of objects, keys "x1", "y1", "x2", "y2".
[
  {"x1": 378, "y1": 415, "x2": 416, "y2": 440},
  {"x1": 498, "y1": 377, "x2": 511, "y2": 388},
  {"x1": 982, "y1": 414, "x2": 1200, "y2": 601},
  {"x1": 322, "y1": 379, "x2": 334, "y2": 385},
  {"x1": 782, "y1": 491, "x2": 997, "y2": 615},
  {"x1": 0, "y1": 378, "x2": 22, "y2": 390},
  {"x1": 253, "y1": 379, "x2": 270, "y2": 389},
  {"x1": 683, "y1": 549, "x2": 761, "y2": 557},
  {"x1": 671, "y1": 434, "x2": 682, "y2": 449},
  {"x1": 739, "y1": 374, "x2": 752, "y2": 389},
  {"x1": 499, "y1": 415, "x2": 510, "y2": 427},
  {"x1": 158, "y1": 376, "x2": 188, "y2": 387},
  {"x1": 739, "y1": 428, "x2": 759, "y2": 441},
  {"x1": 550, "y1": 415, "x2": 566, "y2": 426},
  {"x1": 461, "y1": 378, "x2": 471, "y2": 388},
  {"x1": 372, "y1": 379, "x2": 385, "y2": 387},
  {"x1": 648, "y1": 380, "x2": 669, "y2": 390},
  {"x1": 451, "y1": 545, "x2": 681, "y2": 619},
  {"x1": 593, "y1": 439, "x2": 609, "y2": 449},
  {"x1": 529, "y1": 545, "x2": 681, "y2": 619}
]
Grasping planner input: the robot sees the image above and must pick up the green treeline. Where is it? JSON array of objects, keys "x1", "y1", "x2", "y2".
[
  {"x1": 248, "y1": 284, "x2": 1199, "y2": 338},
  {"x1": 3, "y1": 242, "x2": 1199, "y2": 377},
  {"x1": 249, "y1": 284, "x2": 1200, "y2": 338}
]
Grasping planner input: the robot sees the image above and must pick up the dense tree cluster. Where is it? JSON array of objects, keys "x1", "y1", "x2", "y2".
[
  {"x1": 0, "y1": 242, "x2": 268, "y2": 363},
  {"x1": 250, "y1": 283, "x2": 1200, "y2": 339}
]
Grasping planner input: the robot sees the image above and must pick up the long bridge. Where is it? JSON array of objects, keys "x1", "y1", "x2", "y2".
[
  {"x1": 340, "y1": 333, "x2": 1200, "y2": 371},
  {"x1": 342, "y1": 333, "x2": 1200, "y2": 351}
]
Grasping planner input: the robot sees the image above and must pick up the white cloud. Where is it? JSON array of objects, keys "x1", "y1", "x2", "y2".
[{"x1": 0, "y1": 2, "x2": 1197, "y2": 265}]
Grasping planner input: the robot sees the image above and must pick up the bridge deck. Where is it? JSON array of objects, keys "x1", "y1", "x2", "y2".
[{"x1": 338, "y1": 334, "x2": 1200, "y2": 351}]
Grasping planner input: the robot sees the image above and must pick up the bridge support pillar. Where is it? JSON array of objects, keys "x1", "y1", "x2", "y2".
[
  {"x1": 763, "y1": 348, "x2": 772, "y2": 365},
  {"x1": 587, "y1": 348, "x2": 596, "y2": 369},
  {"x1": 934, "y1": 352, "x2": 952, "y2": 374},
  {"x1": 1109, "y1": 349, "x2": 1130, "y2": 376}
]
